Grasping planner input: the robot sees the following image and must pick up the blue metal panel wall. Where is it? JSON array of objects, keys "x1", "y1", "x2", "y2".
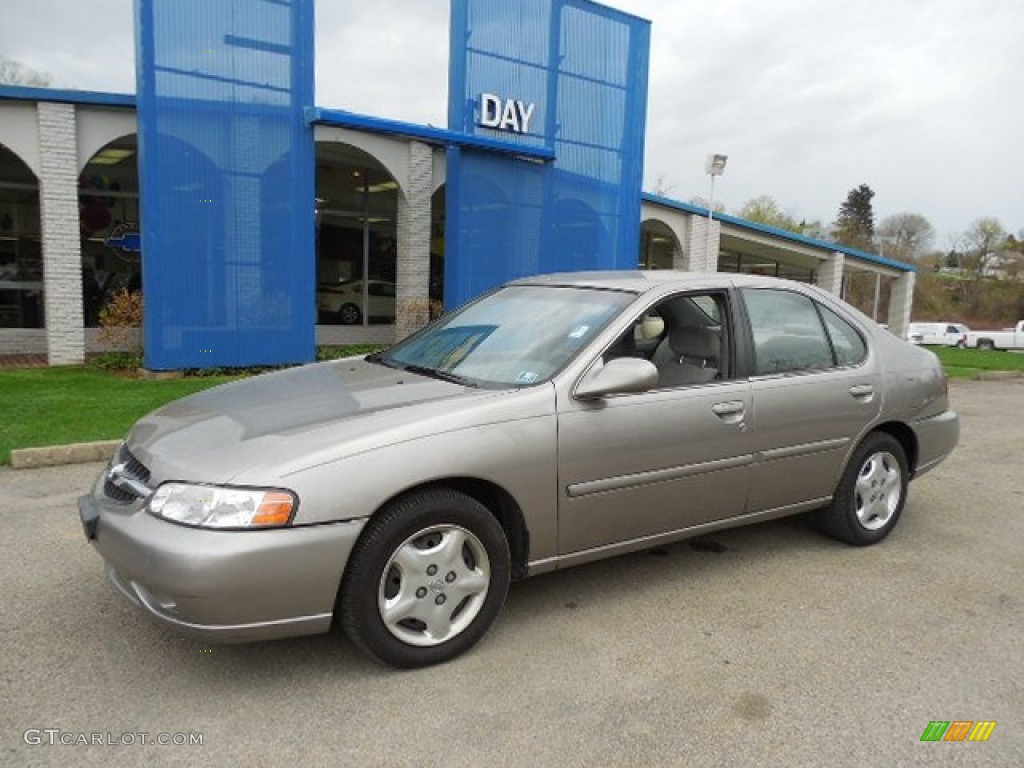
[
  {"x1": 446, "y1": 0, "x2": 650, "y2": 308},
  {"x1": 136, "y1": 0, "x2": 315, "y2": 369}
]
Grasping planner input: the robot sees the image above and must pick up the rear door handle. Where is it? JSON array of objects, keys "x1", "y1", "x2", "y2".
[{"x1": 848, "y1": 384, "x2": 874, "y2": 401}]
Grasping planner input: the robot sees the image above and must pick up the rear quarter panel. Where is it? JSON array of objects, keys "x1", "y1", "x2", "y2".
[{"x1": 870, "y1": 331, "x2": 958, "y2": 473}]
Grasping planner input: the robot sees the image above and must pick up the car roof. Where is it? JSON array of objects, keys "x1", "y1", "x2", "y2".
[{"x1": 509, "y1": 270, "x2": 819, "y2": 295}]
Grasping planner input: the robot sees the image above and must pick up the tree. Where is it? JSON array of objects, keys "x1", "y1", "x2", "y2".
[
  {"x1": 649, "y1": 175, "x2": 677, "y2": 197},
  {"x1": 688, "y1": 195, "x2": 725, "y2": 213},
  {"x1": 877, "y1": 213, "x2": 935, "y2": 262},
  {"x1": 999, "y1": 253, "x2": 1024, "y2": 282},
  {"x1": 955, "y1": 217, "x2": 1007, "y2": 280},
  {"x1": 1001, "y1": 233, "x2": 1024, "y2": 279},
  {"x1": 0, "y1": 57, "x2": 52, "y2": 87},
  {"x1": 833, "y1": 184, "x2": 875, "y2": 250},
  {"x1": 798, "y1": 219, "x2": 828, "y2": 240},
  {"x1": 736, "y1": 195, "x2": 801, "y2": 234}
]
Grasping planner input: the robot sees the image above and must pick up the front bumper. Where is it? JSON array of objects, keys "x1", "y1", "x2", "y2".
[{"x1": 79, "y1": 486, "x2": 366, "y2": 643}]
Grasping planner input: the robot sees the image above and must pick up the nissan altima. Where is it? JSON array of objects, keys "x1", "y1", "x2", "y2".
[{"x1": 80, "y1": 271, "x2": 959, "y2": 667}]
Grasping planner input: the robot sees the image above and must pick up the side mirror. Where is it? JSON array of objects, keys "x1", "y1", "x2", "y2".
[{"x1": 575, "y1": 357, "x2": 659, "y2": 400}]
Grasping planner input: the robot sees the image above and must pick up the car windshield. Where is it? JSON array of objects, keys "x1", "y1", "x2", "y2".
[{"x1": 374, "y1": 285, "x2": 635, "y2": 388}]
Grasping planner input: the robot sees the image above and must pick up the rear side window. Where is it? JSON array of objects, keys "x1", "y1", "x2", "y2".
[
  {"x1": 743, "y1": 289, "x2": 864, "y2": 374},
  {"x1": 820, "y1": 305, "x2": 867, "y2": 366}
]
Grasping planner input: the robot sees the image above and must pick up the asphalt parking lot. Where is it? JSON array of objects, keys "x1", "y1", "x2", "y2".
[{"x1": 2, "y1": 379, "x2": 1021, "y2": 767}]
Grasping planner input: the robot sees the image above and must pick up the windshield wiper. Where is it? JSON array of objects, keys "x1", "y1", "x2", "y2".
[
  {"x1": 367, "y1": 353, "x2": 478, "y2": 387},
  {"x1": 399, "y1": 363, "x2": 478, "y2": 387}
]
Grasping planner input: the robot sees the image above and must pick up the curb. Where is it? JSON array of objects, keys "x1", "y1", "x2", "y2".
[
  {"x1": 971, "y1": 371, "x2": 1024, "y2": 381},
  {"x1": 10, "y1": 440, "x2": 120, "y2": 470}
]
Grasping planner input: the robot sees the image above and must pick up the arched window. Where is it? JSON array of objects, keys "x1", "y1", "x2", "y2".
[
  {"x1": 639, "y1": 219, "x2": 679, "y2": 270},
  {"x1": 314, "y1": 142, "x2": 399, "y2": 326},
  {"x1": 79, "y1": 135, "x2": 140, "y2": 327},
  {"x1": 0, "y1": 142, "x2": 43, "y2": 329}
]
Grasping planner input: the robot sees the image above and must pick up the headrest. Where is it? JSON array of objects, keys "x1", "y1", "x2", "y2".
[
  {"x1": 638, "y1": 316, "x2": 665, "y2": 340},
  {"x1": 669, "y1": 326, "x2": 720, "y2": 360}
]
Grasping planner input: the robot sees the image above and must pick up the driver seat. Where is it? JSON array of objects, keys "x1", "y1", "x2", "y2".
[{"x1": 652, "y1": 325, "x2": 720, "y2": 387}]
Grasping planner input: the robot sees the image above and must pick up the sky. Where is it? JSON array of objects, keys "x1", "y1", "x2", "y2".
[{"x1": 3, "y1": 0, "x2": 1021, "y2": 249}]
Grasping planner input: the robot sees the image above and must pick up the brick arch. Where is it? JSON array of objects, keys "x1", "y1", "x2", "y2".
[{"x1": 639, "y1": 217, "x2": 683, "y2": 270}]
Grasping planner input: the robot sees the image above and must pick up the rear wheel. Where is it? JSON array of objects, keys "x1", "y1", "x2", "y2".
[
  {"x1": 339, "y1": 488, "x2": 510, "y2": 668},
  {"x1": 818, "y1": 432, "x2": 908, "y2": 546},
  {"x1": 978, "y1": 339, "x2": 996, "y2": 351},
  {"x1": 338, "y1": 303, "x2": 362, "y2": 325}
]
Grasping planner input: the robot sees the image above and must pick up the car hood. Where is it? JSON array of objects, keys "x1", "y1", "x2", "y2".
[{"x1": 126, "y1": 358, "x2": 502, "y2": 484}]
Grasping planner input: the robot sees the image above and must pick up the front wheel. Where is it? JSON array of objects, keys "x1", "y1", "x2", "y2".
[
  {"x1": 339, "y1": 488, "x2": 510, "y2": 668},
  {"x1": 818, "y1": 432, "x2": 908, "y2": 546}
]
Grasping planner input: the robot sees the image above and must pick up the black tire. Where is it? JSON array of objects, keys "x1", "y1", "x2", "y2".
[
  {"x1": 818, "y1": 432, "x2": 908, "y2": 546},
  {"x1": 339, "y1": 488, "x2": 510, "y2": 668},
  {"x1": 978, "y1": 339, "x2": 995, "y2": 351}
]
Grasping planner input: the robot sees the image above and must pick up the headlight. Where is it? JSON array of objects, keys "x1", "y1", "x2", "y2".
[{"x1": 147, "y1": 483, "x2": 296, "y2": 529}]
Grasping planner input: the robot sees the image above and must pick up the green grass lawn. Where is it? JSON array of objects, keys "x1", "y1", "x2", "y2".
[
  {"x1": 929, "y1": 346, "x2": 1024, "y2": 379},
  {"x1": 0, "y1": 346, "x2": 387, "y2": 465},
  {"x1": 1, "y1": 367, "x2": 238, "y2": 465}
]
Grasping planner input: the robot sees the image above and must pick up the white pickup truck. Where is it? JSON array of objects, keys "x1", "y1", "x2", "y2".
[{"x1": 964, "y1": 321, "x2": 1024, "y2": 350}]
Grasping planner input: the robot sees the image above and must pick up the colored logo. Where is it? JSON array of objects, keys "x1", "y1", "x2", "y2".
[{"x1": 920, "y1": 721, "x2": 996, "y2": 742}]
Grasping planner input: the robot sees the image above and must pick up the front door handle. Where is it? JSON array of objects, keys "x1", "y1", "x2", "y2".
[
  {"x1": 712, "y1": 400, "x2": 745, "y2": 416},
  {"x1": 712, "y1": 400, "x2": 746, "y2": 425}
]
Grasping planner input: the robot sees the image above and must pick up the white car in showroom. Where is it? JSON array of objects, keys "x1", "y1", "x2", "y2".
[{"x1": 316, "y1": 279, "x2": 396, "y2": 325}]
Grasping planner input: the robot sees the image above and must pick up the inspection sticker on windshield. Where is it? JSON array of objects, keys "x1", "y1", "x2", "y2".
[
  {"x1": 515, "y1": 371, "x2": 539, "y2": 384},
  {"x1": 568, "y1": 325, "x2": 590, "y2": 339}
]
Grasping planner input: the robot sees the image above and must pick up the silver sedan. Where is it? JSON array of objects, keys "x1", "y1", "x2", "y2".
[{"x1": 79, "y1": 271, "x2": 959, "y2": 667}]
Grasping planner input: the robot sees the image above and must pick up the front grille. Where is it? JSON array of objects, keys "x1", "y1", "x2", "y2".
[
  {"x1": 103, "y1": 481, "x2": 135, "y2": 504},
  {"x1": 103, "y1": 445, "x2": 152, "y2": 503}
]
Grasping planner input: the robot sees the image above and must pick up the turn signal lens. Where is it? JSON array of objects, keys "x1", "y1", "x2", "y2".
[{"x1": 252, "y1": 491, "x2": 296, "y2": 527}]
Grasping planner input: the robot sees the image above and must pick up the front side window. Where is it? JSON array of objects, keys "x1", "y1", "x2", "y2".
[
  {"x1": 743, "y1": 289, "x2": 834, "y2": 374},
  {"x1": 376, "y1": 285, "x2": 634, "y2": 387},
  {"x1": 603, "y1": 291, "x2": 730, "y2": 388}
]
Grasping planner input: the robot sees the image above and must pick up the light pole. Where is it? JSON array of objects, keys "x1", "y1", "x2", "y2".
[
  {"x1": 873, "y1": 234, "x2": 895, "y2": 321},
  {"x1": 705, "y1": 154, "x2": 728, "y2": 267}
]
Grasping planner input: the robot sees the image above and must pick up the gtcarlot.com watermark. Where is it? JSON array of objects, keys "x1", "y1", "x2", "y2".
[{"x1": 23, "y1": 729, "x2": 203, "y2": 747}]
